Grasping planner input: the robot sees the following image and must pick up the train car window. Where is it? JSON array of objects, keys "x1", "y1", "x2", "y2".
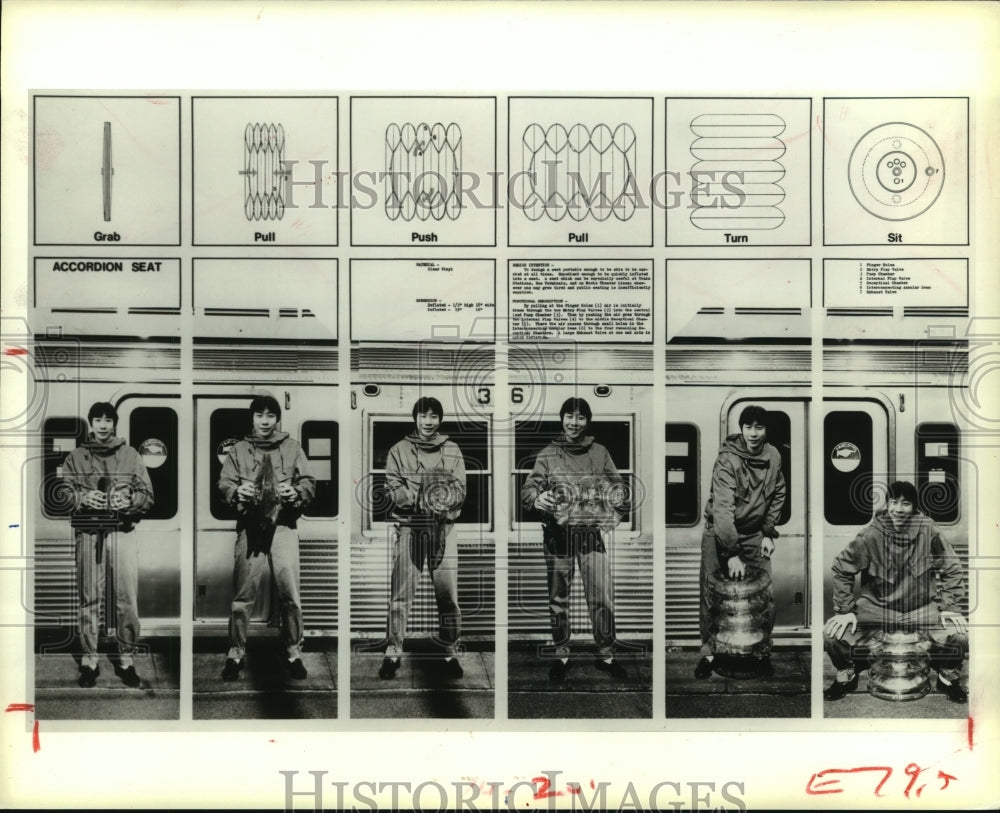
[
  {"x1": 513, "y1": 418, "x2": 635, "y2": 530},
  {"x1": 824, "y1": 410, "x2": 874, "y2": 525},
  {"x1": 300, "y1": 420, "x2": 339, "y2": 518},
  {"x1": 765, "y1": 410, "x2": 793, "y2": 527},
  {"x1": 129, "y1": 407, "x2": 178, "y2": 520},
  {"x1": 916, "y1": 422, "x2": 960, "y2": 523},
  {"x1": 665, "y1": 422, "x2": 699, "y2": 526},
  {"x1": 369, "y1": 418, "x2": 492, "y2": 526},
  {"x1": 41, "y1": 417, "x2": 88, "y2": 518}
]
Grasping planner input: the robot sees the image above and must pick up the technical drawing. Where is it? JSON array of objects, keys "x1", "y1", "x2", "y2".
[
  {"x1": 520, "y1": 123, "x2": 637, "y2": 222},
  {"x1": 385, "y1": 122, "x2": 462, "y2": 221},
  {"x1": 101, "y1": 121, "x2": 113, "y2": 222},
  {"x1": 688, "y1": 113, "x2": 786, "y2": 230},
  {"x1": 848, "y1": 122, "x2": 944, "y2": 221},
  {"x1": 240, "y1": 123, "x2": 290, "y2": 221}
]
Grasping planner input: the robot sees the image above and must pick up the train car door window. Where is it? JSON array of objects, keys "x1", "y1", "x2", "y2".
[
  {"x1": 129, "y1": 406, "x2": 178, "y2": 520},
  {"x1": 513, "y1": 418, "x2": 635, "y2": 532},
  {"x1": 368, "y1": 418, "x2": 492, "y2": 528},
  {"x1": 300, "y1": 420, "x2": 339, "y2": 518},
  {"x1": 824, "y1": 410, "x2": 874, "y2": 525},
  {"x1": 208, "y1": 408, "x2": 251, "y2": 521},
  {"x1": 916, "y1": 422, "x2": 960, "y2": 523},
  {"x1": 41, "y1": 417, "x2": 88, "y2": 518},
  {"x1": 665, "y1": 422, "x2": 699, "y2": 526}
]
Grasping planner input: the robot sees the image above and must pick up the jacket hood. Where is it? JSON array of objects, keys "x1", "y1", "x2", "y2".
[
  {"x1": 551, "y1": 434, "x2": 595, "y2": 454},
  {"x1": 404, "y1": 431, "x2": 450, "y2": 451},
  {"x1": 244, "y1": 430, "x2": 290, "y2": 450},
  {"x1": 870, "y1": 508, "x2": 929, "y2": 538},
  {"x1": 720, "y1": 433, "x2": 771, "y2": 462},
  {"x1": 81, "y1": 435, "x2": 127, "y2": 455}
]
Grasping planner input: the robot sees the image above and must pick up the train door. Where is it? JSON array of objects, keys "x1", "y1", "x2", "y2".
[
  {"x1": 725, "y1": 397, "x2": 808, "y2": 632},
  {"x1": 821, "y1": 397, "x2": 891, "y2": 617},
  {"x1": 194, "y1": 397, "x2": 271, "y2": 627}
]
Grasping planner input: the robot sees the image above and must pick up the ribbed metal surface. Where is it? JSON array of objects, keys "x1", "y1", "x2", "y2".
[
  {"x1": 508, "y1": 535, "x2": 654, "y2": 638},
  {"x1": 35, "y1": 343, "x2": 181, "y2": 372},
  {"x1": 823, "y1": 348, "x2": 967, "y2": 375},
  {"x1": 33, "y1": 538, "x2": 78, "y2": 626},
  {"x1": 300, "y1": 538, "x2": 338, "y2": 632},
  {"x1": 350, "y1": 534, "x2": 496, "y2": 639},
  {"x1": 193, "y1": 347, "x2": 338, "y2": 373},
  {"x1": 509, "y1": 345, "x2": 653, "y2": 376},
  {"x1": 665, "y1": 348, "x2": 809, "y2": 372},
  {"x1": 352, "y1": 345, "x2": 495, "y2": 377},
  {"x1": 664, "y1": 547, "x2": 702, "y2": 639}
]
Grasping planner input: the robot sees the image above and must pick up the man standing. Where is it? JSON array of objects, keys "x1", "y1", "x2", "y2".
[
  {"x1": 219, "y1": 394, "x2": 315, "y2": 681},
  {"x1": 62, "y1": 401, "x2": 153, "y2": 688},
  {"x1": 521, "y1": 397, "x2": 629, "y2": 682},
  {"x1": 823, "y1": 480, "x2": 968, "y2": 702},
  {"x1": 379, "y1": 397, "x2": 467, "y2": 680},
  {"x1": 695, "y1": 405, "x2": 785, "y2": 679}
]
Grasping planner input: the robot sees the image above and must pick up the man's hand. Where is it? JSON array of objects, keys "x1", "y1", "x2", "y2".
[
  {"x1": 940, "y1": 611, "x2": 968, "y2": 635},
  {"x1": 278, "y1": 482, "x2": 298, "y2": 503},
  {"x1": 760, "y1": 537, "x2": 776, "y2": 559},
  {"x1": 824, "y1": 612, "x2": 858, "y2": 640},
  {"x1": 108, "y1": 489, "x2": 132, "y2": 511},
  {"x1": 81, "y1": 490, "x2": 108, "y2": 510},
  {"x1": 235, "y1": 482, "x2": 257, "y2": 501},
  {"x1": 727, "y1": 555, "x2": 746, "y2": 580},
  {"x1": 534, "y1": 491, "x2": 559, "y2": 513}
]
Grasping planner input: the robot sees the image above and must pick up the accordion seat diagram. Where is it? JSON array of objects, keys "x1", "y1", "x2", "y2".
[
  {"x1": 241, "y1": 122, "x2": 290, "y2": 222},
  {"x1": 385, "y1": 122, "x2": 463, "y2": 222}
]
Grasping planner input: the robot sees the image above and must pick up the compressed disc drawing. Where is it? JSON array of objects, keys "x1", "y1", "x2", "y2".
[
  {"x1": 848, "y1": 122, "x2": 944, "y2": 221},
  {"x1": 688, "y1": 113, "x2": 787, "y2": 231},
  {"x1": 101, "y1": 121, "x2": 113, "y2": 222},
  {"x1": 385, "y1": 122, "x2": 462, "y2": 222},
  {"x1": 520, "y1": 123, "x2": 637, "y2": 222},
  {"x1": 241, "y1": 123, "x2": 289, "y2": 221}
]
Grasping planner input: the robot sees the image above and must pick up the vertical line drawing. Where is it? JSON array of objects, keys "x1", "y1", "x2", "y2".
[
  {"x1": 384, "y1": 122, "x2": 463, "y2": 222},
  {"x1": 520, "y1": 123, "x2": 637, "y2": 222},
  {"x1": 240, "y1": 123, "x2": 290, "y2": 221},
  {"x1": 101, "y1": 121, "x2": 113, "y2": 222},
  {"x1": 847, "y1": 122, "x2": 944, "y2": 221},
  {"x1": 688, "y1": 113, "x2": 786, "y2": 230}
]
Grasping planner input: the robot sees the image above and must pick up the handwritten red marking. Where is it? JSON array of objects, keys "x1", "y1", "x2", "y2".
[
  {"x1": 4, "y1": 347, "x2": 28, "y2": 356},
  {"x1": 5, "y1": 703, "x2": 35, "y2": 712},
  {"x1": 968, "y1": 716, "x2": 974, "y2": 750},
  {"x1": 902, "y1": 763, "x2": 922, "y2": 798},
  {"x1": 937, "y1": 771, "x2": 957, "y2": 791},
  {"x1": 532, "y1": 776, "x2": 561, "y2": 800},
  {"x1": 32, "y1": 720, "x2": 40, "y2": 752},
  {"x1": 805, "y1": 766, "x2": 893, "y2": 796}
]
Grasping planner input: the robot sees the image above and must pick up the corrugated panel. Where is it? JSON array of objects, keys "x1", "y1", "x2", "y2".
[
  {"x1": 665, "y1": 348, "x2": 809, "y2": 373},
  {"x1": 510, "y1": 345, "x2": 653, "y2": 377},
  {"x1": 508, "y1": 535, "x2": 654, "y2": 638},
  {"x1": 193, "y1": 347, "x2": 337, "y2": 373},
  {"x1": 352, "y1": 345, "x2": 495, "y2": 380},
  {"x1": 35, "y1": 343, "x2": 180, "y2": 373},
  {"x1": 823, "y1": 347, "x2": 968, "y2": 375},
  {"x1": 665, "y1": 547, "x2": 702, "y2": 640},
  {"x1": 34, "y1": 538, "x2": 77, "y2": 625},
  {"x1": 300, "y1": 538, "x2": 338, "y2": 633},
  {"x1": 350, "y1": 534, "x2": 495, "y2": 639}
]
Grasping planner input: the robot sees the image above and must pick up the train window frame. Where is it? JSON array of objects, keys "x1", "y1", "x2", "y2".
[
  {"x1": 665, "y1": 421, "x2": 700, "y2": 528},
  {"x1": 41, "y1": 416, "x2": 89, "y2": 520},
  {"x1": 298, "y1": 419, "x2": 340, "y2": 519},
  {"x1": 824, "y1": 409, "x2": 876, "y2": 526},
  {"x1": 364, "y1": 413, "x2": 494, "y2": 533},
  {"x1": 127, "y1": 405, "x2": 179, "y2": 521},
  {"x1": 726, "y1": 404, "x2": 794, "y2": 527},
  {"x1": 915, "y1": 421, "x2": 961, "y2": 525},
  {"x1": 511, "y1": 413, "x2": 638, "y2": 535}
]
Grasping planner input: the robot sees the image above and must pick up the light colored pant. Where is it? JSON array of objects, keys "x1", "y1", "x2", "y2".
[
  {"x1": 228, "y1": 525, "x2": 303, "y2": 660},
  {"x1": 544, "y1": 545, "x2": 615, "y2": 658},
  {"x1": 824, "y1": 599, "x2": 968, "y2": 681},
  {"x1": 76, "y1": 528, "x2": 140, "y2": 662},
  {"x1": 386, "y1": 522, "x2": 460, "y2": 656}
]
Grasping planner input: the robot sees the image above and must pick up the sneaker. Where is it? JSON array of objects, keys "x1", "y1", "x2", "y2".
[
  {"x1": 78, "y1": 665, "x2": 100, "y2": 688},
  {"x1": 288, "y1": 658, "x2": 308, "y2": 680},
  {"x1": 693, "y1": 656, "x2": 715, "y2": 680},
  {"x1": 378, "y1": 656, "x2": 400, "y2": 680},
  {"x1": 221, "y1": 658, "x2": 243, "y2": 681},
  {"x1": 114, "y1": 663, "x2": 141, "y2": 687},
  {"x1": 595, "y1": 658, "x2": 628, "y2": 680},
  {"x1": 823, "y1": 673, "x2": 859, "y2": 701},
  {"x1": 442, "y1": 658, "x2": 464, "y2": 679},
  {"x1": 936, "y1": 676, "x2": 967, "y2": 703},
  {"x1": 548, "y1": 659, "x2": 569, "y2": 683}
]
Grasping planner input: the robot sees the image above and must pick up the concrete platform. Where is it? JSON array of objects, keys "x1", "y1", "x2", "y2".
[
  {"x1": 822, "y1": 656, "x2": 968, "y2": 719},
  {"x1": 34, "y1": 638, "x2": 180, "y2": 720},
  {"x1": 508, "y1": 642, "x2": 653, "y2": 719},
  {"x1": 192, "y1": 638, "x2": 337, "y2": 720},
  {"x1": 665, "y1": 647, "x2": 810, "y2": 718},
  {"x1": 350, "y1": 639, "x2": 494, "y2": 719}
]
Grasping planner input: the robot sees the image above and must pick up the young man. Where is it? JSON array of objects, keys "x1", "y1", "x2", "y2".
[
  {"x1": 695, "y1": 405, "x2": 785, "y2": 679},
  {"x1": 379, "y1": 397, "x2": 467, "y2": 680},
  {"x1": 218, "y1": 394, "x2": 315, "y2": 681},
  {"x1": 823, "y1": 480, "x2": 968, "y2": 703},
  {"x1": 62, "y1": 401, "x2": 153, "y2": 688},
  {"x1": 520, "y1": 397, "x2": 629, "y2": 682}
]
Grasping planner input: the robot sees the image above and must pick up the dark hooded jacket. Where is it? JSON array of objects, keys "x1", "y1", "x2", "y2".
[
  {"x1": 831, "y1": 510, "x2": 965, "y2": 615},
  {"x1": 703, "y1": 433, "x2": 786, "y2": 557},
  {"x1": 62, "y1": 435, "x2": 154, "y2": 531},
  {"x1": 385, "y1": 432, "x2": 467, "y2": 524}
]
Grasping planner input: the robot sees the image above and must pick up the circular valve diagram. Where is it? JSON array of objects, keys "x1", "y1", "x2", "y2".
[{"x1": 848, "y1": 123, "x2": 944, "y2": 221}]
